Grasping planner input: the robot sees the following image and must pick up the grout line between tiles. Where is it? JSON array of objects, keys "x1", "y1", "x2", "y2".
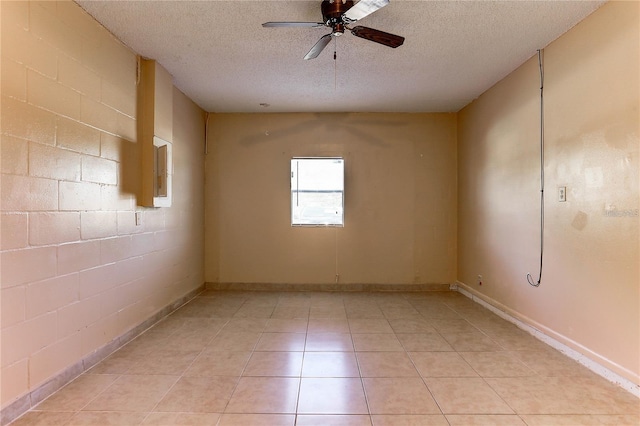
[{"x1": 8, "y1": 290, "x2": 640, "y2": 425}]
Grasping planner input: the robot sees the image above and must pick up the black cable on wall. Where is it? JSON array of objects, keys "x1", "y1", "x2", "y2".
[{"x1": 527, "y1": 49, "x2": 545, "y2": 288}]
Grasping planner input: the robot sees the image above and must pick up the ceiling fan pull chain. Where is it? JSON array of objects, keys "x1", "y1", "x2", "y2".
[{"x1": 334, "y1": 37, "x2": 338, "y2": 90}]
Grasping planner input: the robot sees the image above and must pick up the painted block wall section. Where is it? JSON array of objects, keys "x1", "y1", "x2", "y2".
[
  {"x1": 0, "y1": 0, "x2": 205, "y2": 410},
  {"x1": 204, "y1": 113, "x2": 457, "y2": 286},
  {"x1": 457, "y1": 1, "x2": 639, "y2": 385}
]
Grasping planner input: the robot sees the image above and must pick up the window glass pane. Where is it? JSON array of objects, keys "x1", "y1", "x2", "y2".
[{"x1": 291, "y1": 158, "x2": 344, "y2": 226}]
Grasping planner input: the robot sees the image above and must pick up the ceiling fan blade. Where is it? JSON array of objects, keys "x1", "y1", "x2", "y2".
[
  {"x1": 342, "y1": 0, "x2": 389, "y2": 23},
  {"x1": 304, "y1": 33, "x2": 333, "y2": 60},
  {"x1": 262, "y1": 22, "x2": 324, "y2": 28},
  {"x1": 350, "y1": 25, "x2": 404, "y2": 48}
]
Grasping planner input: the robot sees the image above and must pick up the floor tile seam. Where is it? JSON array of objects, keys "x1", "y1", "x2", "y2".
[
  {"x1": 442, "y1": 413, "x2": 529, "y2": 423},
  {"x1": 446, "y1": 326, "x2": 489, "y2": 380},
  {"x1": 394, "y1": 331, "x2": 415, "y2": 353},
  {"x1": 53, "y1": 407, "x2": 149, "y2": 426},
  {"x1": 193, "y1": 327, "x2": 228, "y2": 352},
  {"x1": 302, "y1": 318, "x2": 311, "y2": 355},
  {"x1": 392, "y1": 325, "x2": 451, "y2": 356},
  {"x1": 498, "y1": 354, "x2": 566, "y2": 380},
  {"x1": 351, "y1": 345, "x2": 383, "y2": 418},
  {"x1": 418, "y1": 324, "x2": 533, "y2": 379},
  {"x1": 460, "y1": 317, "x2": 511, "y2": 352},
  {"x1": 138, "y1": 410, "x2": 154, "y2": 425},
  {"x1": 456, "y1": 351, "x2": 540, "y2": 379},
  {"x1": 95, "y1": 374, "x2": 176, "y2": 419},
  {"x1": 399, "y1": 358, "x2": 447, "y2": 417},
  {"x1": 535, "y1": 378, "x2": 639, "y2": 415},
  {"x1": 56, "y1": 372, "x2": 126, "y2": 417},
  {"x1": 136, "y1": 319, "x2": 229, "y2": 377},
  {"x1": 356, "y1": 375, "x2": 374, "y2": 417},
  {"x1": 222, "y1": 378, "x2": 302, "y2": 416},
  {"x1": 409, "y1": 344, "x2": 519, "y2": 414},
  {"x1": 405, "y1": 344, "x2": 470, "y2": 384},
  {"x1": 479, "y1": 374, "x2": 524, "y2": 416},
  {"x1": 351, "y1": 345, "x2": 367, "y2": 394},
  {"x1": 292, "y1": 373, "x2": 304, "y2": 420},
  {"x1": 50, "y1": 292, "x2": 632, "y2": 420},
  {"x1": 293, "y1": 414, "x2": 375, "y2": 425},
  {"x1": 217, "y1": 344, "x2": 267, "y2": 415},
  {"x1": 56, "y1": 408, "x2": 146, "y2": 414},
  {"x1": 437, "y1": 328, "x2": 496, "y2": 352}
]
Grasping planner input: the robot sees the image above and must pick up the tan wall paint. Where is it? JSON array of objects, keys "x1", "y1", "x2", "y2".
[
  {"x1": 205, "y1": 113, "x2": 457, "y2": 285},
  {"x1": 0, "y1": 1, "x2": 205, "y2": 408},
  {"x1": 457, "y1": 1, "x2": 639, "y2": 384},
  {"x1": 0, "y1": 0, "x2": 636, "y2": 413}
]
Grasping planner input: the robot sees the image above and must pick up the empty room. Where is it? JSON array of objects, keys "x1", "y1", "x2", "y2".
[{"x1": 1, "y1": 0, "x2": 638, "y2": 425}]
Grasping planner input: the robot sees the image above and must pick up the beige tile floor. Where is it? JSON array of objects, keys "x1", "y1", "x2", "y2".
[{"x1": 10, "y1": 290, "x2": 640, "y2": 426}]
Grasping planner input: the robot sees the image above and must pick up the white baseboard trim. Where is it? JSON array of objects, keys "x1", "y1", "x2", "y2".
[{"x1": 452, "y1": 281, "x2": 640, "y2": 398}]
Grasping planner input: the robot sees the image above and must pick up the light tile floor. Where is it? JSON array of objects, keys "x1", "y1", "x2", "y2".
[{"x1": 10, "y1": 290, "x2": 640, "y2": 425}]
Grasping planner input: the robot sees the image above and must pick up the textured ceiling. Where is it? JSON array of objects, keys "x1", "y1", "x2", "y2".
[{"x1": 76, "y1": 0, "x2": 605, "y2": 113}]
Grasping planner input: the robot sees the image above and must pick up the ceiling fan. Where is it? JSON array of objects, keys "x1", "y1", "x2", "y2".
[{"x1": 262, "y1": 0, "x2": 405, "y2": 60}]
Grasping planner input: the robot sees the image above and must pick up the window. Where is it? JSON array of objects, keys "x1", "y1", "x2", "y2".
[{"x1": 291, "y1": 158, "x2": 344, "y2": 226}]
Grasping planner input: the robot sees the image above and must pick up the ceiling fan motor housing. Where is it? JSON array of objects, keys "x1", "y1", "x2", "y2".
[
  {"x1": 262, "y1": 0, "x2": 403, "y2": 60},
  {"x1": 322, "y1": 0, "x2": 354, "y2": 34}
]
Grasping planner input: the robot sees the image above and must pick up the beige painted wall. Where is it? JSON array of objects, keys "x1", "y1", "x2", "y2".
[
  {"x1": 457, "y1": 1, "x2": 639, "y2": 384},
  {"x1": 1, "y1": 0, "x2": 636, "y2": 414},
  {"x1": 0, "y1": 1, "x2": 205, "y2": 409},
  {"x1": 205, "y1": 113, "x2": 457, "y2": 286}
]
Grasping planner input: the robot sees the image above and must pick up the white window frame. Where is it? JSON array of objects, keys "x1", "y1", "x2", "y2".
[{"x1": 291, "y1": 157, "x2": 344, "y2": 227}]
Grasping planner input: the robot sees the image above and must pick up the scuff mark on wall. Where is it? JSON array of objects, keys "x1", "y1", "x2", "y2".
[{"x1": 571, "y1": 211, "x2": 589, "y2": 230}]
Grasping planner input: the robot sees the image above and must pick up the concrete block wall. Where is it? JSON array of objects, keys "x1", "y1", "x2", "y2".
[{"x1": 1, "y1": 0, "x2": 205, "y2": 415}]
